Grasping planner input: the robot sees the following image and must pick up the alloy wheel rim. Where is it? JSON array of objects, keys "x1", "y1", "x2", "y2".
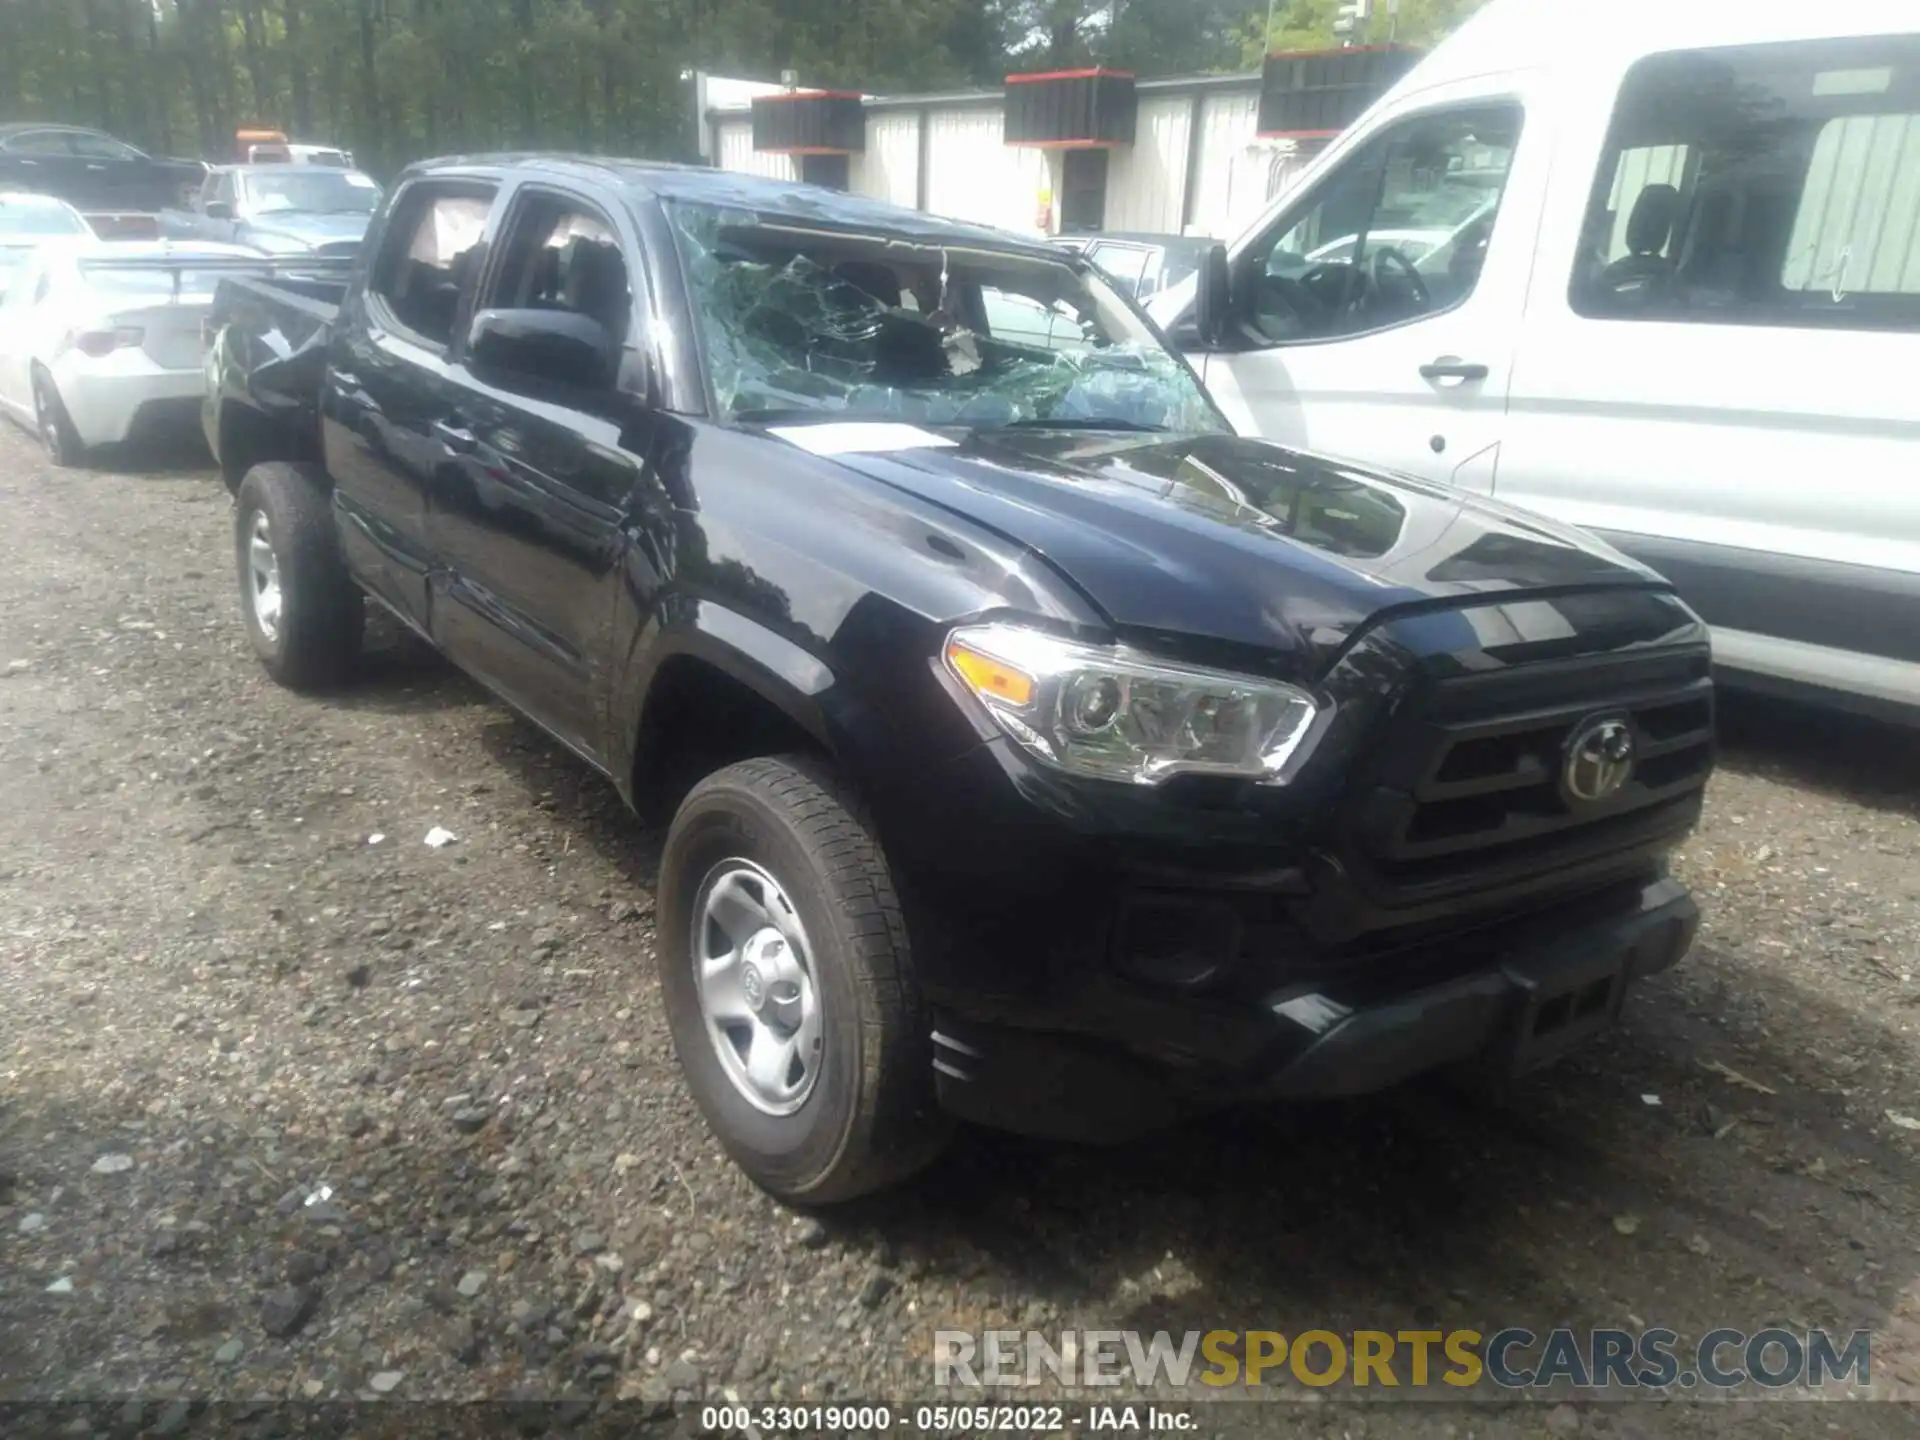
[
  {"x1": 691, "y1": 859, "x2": 823, "y2": 1116},
  {"x1": 247, "y1": 510, "x2": 282, "y2": 643},
  {"x1": 35, "y1": 383, "x2": 59, "y2": 457}
]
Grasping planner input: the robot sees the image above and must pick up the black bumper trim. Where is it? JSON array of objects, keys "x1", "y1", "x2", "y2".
[{"x1": 930, "y1": 878, "x2": 1698, "y2": 1142}]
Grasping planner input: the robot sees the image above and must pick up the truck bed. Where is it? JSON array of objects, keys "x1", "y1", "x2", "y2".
[
  {"x1": 203, "y1": 268, "x2": 352, "y2": 481},
  {"x1": 213, "y1": 271, "x2": 346, "y2": 349}
]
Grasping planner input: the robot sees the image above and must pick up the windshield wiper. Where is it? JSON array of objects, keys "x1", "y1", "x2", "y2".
[
  {"x1": 732, "y1": 407, "x2": 872, "y2": 425},
  {"x1": 732, "y1": 409, "x2": 1168, "y2": 434},
  {"x1": 1000, "y1": 417, "x2": 1169, "y2": 432}
]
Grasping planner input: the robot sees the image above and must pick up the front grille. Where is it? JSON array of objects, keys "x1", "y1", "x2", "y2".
[{"x1": 1351, "y1": 649, "x2": 1714, "y2": 896}]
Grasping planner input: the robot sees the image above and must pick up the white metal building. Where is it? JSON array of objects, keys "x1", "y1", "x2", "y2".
[{"x1": 700, "y1": 51, "x2": 1422, "y2": 241}]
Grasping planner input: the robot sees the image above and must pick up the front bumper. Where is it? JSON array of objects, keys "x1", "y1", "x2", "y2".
[
  {"x1": 861, "y1": 617, "x2": 1712, "y2": 1143},
  {"x1": 926, "y1": 876, "x2": 1698, "y2": 1142}
]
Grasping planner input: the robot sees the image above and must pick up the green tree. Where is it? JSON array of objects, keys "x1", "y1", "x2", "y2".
[
  {"x1": 1240, "y1": 0, "x2": 1492, "y2": 64},
  {"x1": 0, "y1": 0, "x2": 1505, "y2": 178},
  {"x1": 990, "y1": 0, "x2": 1259, "y2": 75}
]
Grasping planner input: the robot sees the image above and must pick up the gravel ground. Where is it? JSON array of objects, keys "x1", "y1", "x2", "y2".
[{"x1": 1, "y1": 426, "x2": 1918, "y2": 1437}]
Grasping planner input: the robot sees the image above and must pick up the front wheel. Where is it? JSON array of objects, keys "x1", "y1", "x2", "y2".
[
  {"x1": 234, "y1": 462, "x2": 364, "y2": 690},
  {"x1": 657, "y1": 756, "x2": 949, "y2": 1203}
]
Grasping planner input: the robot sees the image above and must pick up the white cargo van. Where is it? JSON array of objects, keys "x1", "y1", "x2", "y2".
[{"x1": 1157, "y1": 0, "x2": 1919, "y2": 720}]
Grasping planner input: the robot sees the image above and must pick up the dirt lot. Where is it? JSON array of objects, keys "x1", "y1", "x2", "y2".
[{"x1": 2, "y1": 426, "x2": 1918, "y2": 1437}]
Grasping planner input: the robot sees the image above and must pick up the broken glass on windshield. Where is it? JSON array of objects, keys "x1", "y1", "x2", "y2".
[{"x1": 668, "y1": 201, "x2": 1227, "y2": 435}]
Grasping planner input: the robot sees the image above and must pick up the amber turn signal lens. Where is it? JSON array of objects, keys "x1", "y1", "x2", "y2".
[{"x1": 946, "y1": 639, "x2": 1035, "y2": 708}]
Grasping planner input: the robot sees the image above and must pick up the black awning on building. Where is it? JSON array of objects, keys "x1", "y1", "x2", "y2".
[
  {"x1": 1257, "y1": 45, "x2": 1422, "y2": 138},
  {"x1": 1004, "y1": 69, "x2": 1138, "y2": 148},
  {"x1": 751, "y1": 91, "x2": 867, "y2": 154}
]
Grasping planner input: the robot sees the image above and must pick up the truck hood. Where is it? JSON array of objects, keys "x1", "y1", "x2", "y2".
[
  {"x1": 792, "y1": 428, "x2": 1669, "y2": 674},
  {"x1": 240, "y1": 211, "x2": 371, "y2": 248}
]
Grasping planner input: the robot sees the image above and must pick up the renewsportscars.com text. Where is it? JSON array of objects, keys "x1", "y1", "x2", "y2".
[{"x1": 933, "y1": 1327, "x2": 1874, "y2": 1393}]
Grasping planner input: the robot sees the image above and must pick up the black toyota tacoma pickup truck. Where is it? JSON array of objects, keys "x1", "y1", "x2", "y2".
[{"x1": 202, "y1": 156, "x2": 1714, "y2": 1202}]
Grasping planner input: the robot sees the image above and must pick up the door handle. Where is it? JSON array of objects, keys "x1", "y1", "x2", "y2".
[
  {"x1": 1420, "y1": 358, "x2": 1489, "y2": 382},
  {"x1": 432, "y1": 418, "x2": 477, "y2": 453}
]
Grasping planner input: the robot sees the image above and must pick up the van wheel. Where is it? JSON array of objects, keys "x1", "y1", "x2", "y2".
[
  {"x1": 234, "y1": 462, "x2": 363, "y2": 690},
  {"x1": 32, "y1": 368, "x2": 84, "y2": 469},
  {"x1": 657, "y1": 756, "x2": 949, "y2": 1203}
]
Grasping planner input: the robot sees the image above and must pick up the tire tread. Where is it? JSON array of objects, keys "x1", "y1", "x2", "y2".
[
  {"x1": 234, "y1": 461, "x2": 364, "y2": 690},
  {"x1": 674, "y1": 754, "x2": 946, "y2": 1203}
]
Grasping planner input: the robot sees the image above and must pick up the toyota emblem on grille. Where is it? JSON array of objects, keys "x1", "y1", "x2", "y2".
[{"x1": 1563, "y1": 717, "x2": 1635, "y2": 804}]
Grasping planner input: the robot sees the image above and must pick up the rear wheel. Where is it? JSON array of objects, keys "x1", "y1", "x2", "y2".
[
  {"x1": 31, "y1": 368, "x2": 84, "y2": 469},
  {"x1": 234, "y1": 462, "x2": 364, "y2": 690},
  {"x1": 657, "y1": 756, "x2": 948, "y2": 1203}
]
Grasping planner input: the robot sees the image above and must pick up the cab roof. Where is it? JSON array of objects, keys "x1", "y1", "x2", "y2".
[
  {"x1": 405, "y1": 153, "x2": 1069, "y2": 260},
  {"x1": 1379, "y1": 0, "x2": 1913, "y2": 92},
  {"x1": 0, "y1": 123, "x2": 108, "y2": 137}
]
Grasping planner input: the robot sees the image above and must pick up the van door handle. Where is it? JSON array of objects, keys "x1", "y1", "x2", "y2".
[
  {"x1": 432, "y1": 418, "x2": 476, "y2": 453},
  {"x1": 1419, "y1": 358, "x2": 1489, "y2": 382}
]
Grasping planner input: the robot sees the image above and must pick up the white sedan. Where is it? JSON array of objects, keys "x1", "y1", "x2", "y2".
[{"x1": 0, "y1": 239, "x2": 271, "y2": 466}]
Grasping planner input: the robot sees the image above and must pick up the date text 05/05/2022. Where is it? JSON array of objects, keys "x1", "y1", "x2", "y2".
[{"x1": 699, "y1": 1405, "x2": 1194, "y2": 1433}]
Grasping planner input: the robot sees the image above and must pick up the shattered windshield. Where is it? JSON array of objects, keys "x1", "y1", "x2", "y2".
[{"x1": 669, "y1": 201, "x2": 1227, "y2": 434}]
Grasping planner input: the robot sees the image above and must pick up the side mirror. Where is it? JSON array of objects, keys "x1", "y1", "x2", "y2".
[
  {"x1": 466, "y1": 308, "x2": 616, "y2": 392},
  {"x1": 204, "y1": 201, "x2": 234, "y2": 220},
  {"x1": 1193, "y1": 243, "x2": 1231, "y2": 349}
]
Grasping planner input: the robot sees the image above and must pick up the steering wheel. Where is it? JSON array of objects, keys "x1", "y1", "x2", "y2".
[
  {"x1": 1240, "y1": 262, "x2": 1339, "y2": 344},
  {"x1": 1369, "y1": 246, "x2": 1430, "y2": 309}
]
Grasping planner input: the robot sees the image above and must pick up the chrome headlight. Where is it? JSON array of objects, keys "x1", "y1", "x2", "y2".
[{"x1": 943, "y1": 621, "x2": 1320, "y2": 786}]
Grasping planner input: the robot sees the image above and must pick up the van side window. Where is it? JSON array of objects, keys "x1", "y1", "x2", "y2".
[
  {"x1": 368, "y1": 182, "x2": 497, "y2": 349},
  {"x1": 1238, "y1": 104, "x2": 1522, "y2": 346},
  {"x1": 1570, "y1": 34, "x2": 1920, "y2": 332}
]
